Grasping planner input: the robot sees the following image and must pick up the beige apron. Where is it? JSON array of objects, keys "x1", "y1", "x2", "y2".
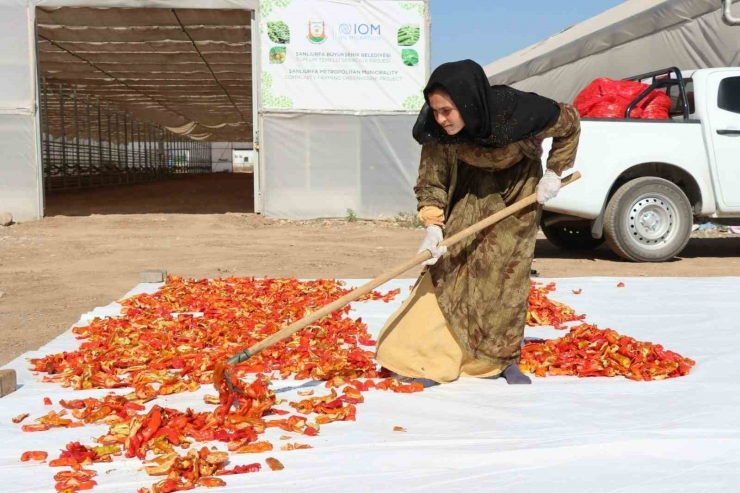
[{"x1": 375, "y1": 271, "x2": 506, "y2": 384}]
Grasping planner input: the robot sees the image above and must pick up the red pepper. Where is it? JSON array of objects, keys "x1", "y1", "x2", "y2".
[
  {"x1": 53, "y1": 470, "x2": 97, "y2": 482},
  {"x1": 44, "y1": 397, "x2": 53, "y2": 406},
  {"x1": 55, "y1": 479, "x2": 97, "y2": 492},
  {"x1": 196, "y1": 477, "x2": 226, "y2": 488},
  {"x1": 392, "y1": 382, "x2": 424, "y2": 394},
  {"x1": 166, "y1": 416, "x2": 188, "y2": 432},
  {"x1": 126, "y1": 434, "x2": 142, "y2": 459},
  {"x1": 234, "y1": 441, "x2": 273, "y2": 454},
  {"x1": 152, "y1": 427, "x2": 180, "y2": 445},
  {"x1": 321, "y1": 399, "x2": 343, "y2": 410},
  {"x1": 265, "y1": 457, "x2": 284, "y2": 471},
  {"x1": 22, "y1": 424, "x2": 50, "y2": 432},
  {"x1": 187, "y1": 429, "x2": 214, "y2": 442},
  {"x1": 140, "y1": 406, "x2": 162, "y2": 443},
  {"x1": 20, "y1": 451, "x2": 48, "y2": 461},
  {"x1": 123, "y1": 402, "x2": 146, "y2": 412},
  {"x1": 217, "y1": 462, "x2": 261, "y2": 475},
  {"x1": 49, "y1": 457, "x2": 82, "y2": 470},
  {"x1": 84, "y1": 405, "x2": 113, "y2": 424},
  {"x1": 350, "y1": 380, "x2": 369, "y2": 391}
]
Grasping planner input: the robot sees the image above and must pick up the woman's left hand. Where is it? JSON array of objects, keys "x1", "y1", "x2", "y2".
[{"x1": 536, "y1": 169, "x2": 561, "y2": 204}]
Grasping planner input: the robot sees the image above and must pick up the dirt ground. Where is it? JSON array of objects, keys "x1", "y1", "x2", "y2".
[{"x1": 2, "y1": 173, "x2": 739, "y2": 366}]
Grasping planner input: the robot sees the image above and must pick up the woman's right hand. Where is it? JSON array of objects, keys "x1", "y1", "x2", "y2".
[{"x1": 418, "y1": 225, "x2": 447, "y2": 266}]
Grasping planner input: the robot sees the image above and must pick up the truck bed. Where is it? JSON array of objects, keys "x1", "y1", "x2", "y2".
[{"x1": 542, "y1": 118, "x2": 712, "y2": 219}]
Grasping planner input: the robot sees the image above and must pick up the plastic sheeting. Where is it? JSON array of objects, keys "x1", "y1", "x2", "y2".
[
  {"x1": 261, "y1": 112, "x2": 420, "y2": 219},
  {"x1": 2, "y1": 276, "x2": 740, "y2": 492},
  {"x1": 0, "y1": 114, "x2": 42, "y2": 222},
  {"x1": 484, "y1": 0, "x2": 740, "y2": 103}
]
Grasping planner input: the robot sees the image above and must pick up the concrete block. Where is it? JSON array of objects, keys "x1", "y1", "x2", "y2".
[
  {"x1": 0, "y1": 369, "x2": 17, "y2": 398},
  {"x1": 0, "y1": 212, "x2": 12, "y2": 227},
  {"x1": 139, "y1": 270, "x2": 167, "y2": 283}
]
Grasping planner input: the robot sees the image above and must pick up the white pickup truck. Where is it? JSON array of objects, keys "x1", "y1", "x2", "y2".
[{"x1": 541, "y1": 66, "x2": 740, "y2": 262}]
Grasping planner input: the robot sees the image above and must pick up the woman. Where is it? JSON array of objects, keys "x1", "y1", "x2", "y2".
[{"x1": 375, "y1": 60, "x2": 581, "y2": 385}]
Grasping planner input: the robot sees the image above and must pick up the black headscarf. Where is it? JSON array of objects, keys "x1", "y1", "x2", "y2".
[{"x1": 412, "y1": 59, "x2": 561, "y2": 148}]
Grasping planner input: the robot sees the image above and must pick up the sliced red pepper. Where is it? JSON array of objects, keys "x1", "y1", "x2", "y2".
[
  {"x1": 196, "y1": 477, "x2": 226, "y2": 488},
  {"x1": 217, "y1": 463, "x2": 261, "y2": 475},
  {"x1": 123, "y1": 402, "x2": 146, "y2": 412},
  {"x1": 22, "y1": 423, "x2": 50, "y2": 432},
  {"x1": 186, "y1": 429, "x2": 214, "y2": 442},
  {"x1": 20, "y1": 451, "x2": 48, "y2": 462},
  {"x1": 235, "y1": 441, "x2": 273, "y2": 454},
  {"x1": 140, "y1": 406, "x2": 163, "y2": 443},
  {"x1": 49, "y1": 457, "x2": 82, "y2": 471},
  {"x1": 53, "y1": 470, "x2": 97, "y2": 482},
  {"x1": 265, "y1": 457, "x2": 284, "y2": 471}
]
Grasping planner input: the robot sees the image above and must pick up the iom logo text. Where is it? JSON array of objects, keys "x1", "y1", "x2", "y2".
[{"x1": 335, "y1": 23, "x2": 382, "y2": 40}]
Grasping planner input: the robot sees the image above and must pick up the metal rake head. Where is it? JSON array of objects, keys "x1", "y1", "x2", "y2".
[{"x1": 213, "y1": 361, "x2": 247, "y2": 400}]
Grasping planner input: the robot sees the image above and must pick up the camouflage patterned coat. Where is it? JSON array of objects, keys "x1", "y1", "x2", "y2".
[{"x1": 414, "y1": 103, "x2": 581, "y2": 367}]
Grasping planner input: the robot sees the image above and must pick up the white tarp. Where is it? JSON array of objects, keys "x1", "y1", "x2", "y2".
[
  {"x1": 484, "y1": 0, "x2": 740, "y2": 103},
  {"x1": 2, "y1": 276, "x2": 739, "y2": 492},
  {"x1": 259, "y1": 0, "x2": 428, "y2": 111}
]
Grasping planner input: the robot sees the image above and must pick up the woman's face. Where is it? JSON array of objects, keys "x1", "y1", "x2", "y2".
[{"x1": 428, "y1": 90, "x2": 465, "y2": 136}]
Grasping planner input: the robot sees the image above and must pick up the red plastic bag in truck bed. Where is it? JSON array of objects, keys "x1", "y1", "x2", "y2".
[{"x1": 573, "y1": 78, "x2": 672, "y2": 120}]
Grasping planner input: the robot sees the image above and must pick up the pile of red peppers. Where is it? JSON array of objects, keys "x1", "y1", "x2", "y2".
[
  {"x1": 520, "y1": 323, "x2": 695, "y2": 380},
  {"x1": 13, "y1": 275, "x2": 694, "y2": 492}
]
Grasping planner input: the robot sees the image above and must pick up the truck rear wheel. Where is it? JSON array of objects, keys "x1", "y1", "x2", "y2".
[
  {"x1": 603, "y1": 177, "x2": 692, "y2": 262},
  {"x1": 541, "y1": 220, "x2": 605, "y2": 251}
]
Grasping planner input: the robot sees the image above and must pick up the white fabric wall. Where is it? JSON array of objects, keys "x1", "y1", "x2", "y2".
[
  {"x1": 0, "y1": 1, "x2": 41, "y2": 221},
  {"x1": 485, "y1": 0, "x2": 740, "y2": 103},
  {"x1": 261, "y1": 113, "x2": 420, "y2": 219}
]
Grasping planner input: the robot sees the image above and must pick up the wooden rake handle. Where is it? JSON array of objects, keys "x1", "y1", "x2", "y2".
[{"x1": 226, "y1": 171, "x2": 581, "y2": 365}]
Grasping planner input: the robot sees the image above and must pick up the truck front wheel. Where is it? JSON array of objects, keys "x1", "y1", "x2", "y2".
[{"x1": 603, "y1": 177, "x2": 692, "y2": 262}]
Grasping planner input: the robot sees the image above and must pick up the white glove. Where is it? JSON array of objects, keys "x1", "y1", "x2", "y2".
[
  {"x1": 536, "y1": 169, "x2": 561, "y2": 204},
  {"x1": 418, "y1": 225, "x2": 447, "y2": 266}
]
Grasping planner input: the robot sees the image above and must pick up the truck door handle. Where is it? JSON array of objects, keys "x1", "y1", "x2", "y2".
[{"x1": 717, "y1": 129, "x2": 740, "y2": 136}]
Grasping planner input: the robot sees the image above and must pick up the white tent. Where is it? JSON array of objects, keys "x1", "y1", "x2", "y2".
[
  {"x1": 0, "y1": 0, "x2": 259, "y2": 222},
  {"x1": 484, "y1": 0, "x2": 740, "y2": 103},
  {"x1": 0, "y1": 0, "x2": 429, "y2": 222}
]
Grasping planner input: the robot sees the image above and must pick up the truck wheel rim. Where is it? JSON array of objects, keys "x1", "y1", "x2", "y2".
[{"x1": 625, "y1": 193, "x2": 679, "y2": 249}]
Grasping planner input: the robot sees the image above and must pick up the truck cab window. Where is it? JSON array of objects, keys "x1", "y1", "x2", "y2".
[{"x1": 718, "y1": 76, "x2": 740, "y2": 114}]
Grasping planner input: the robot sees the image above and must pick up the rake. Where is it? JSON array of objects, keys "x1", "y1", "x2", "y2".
[{"x1": 214, "y1": 172, "x2": 582, "y2": 398}]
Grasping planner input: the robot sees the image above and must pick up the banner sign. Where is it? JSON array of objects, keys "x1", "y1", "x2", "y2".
[{"x1": 259, "y1": 0, "x2": 428, "y2": 111}]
